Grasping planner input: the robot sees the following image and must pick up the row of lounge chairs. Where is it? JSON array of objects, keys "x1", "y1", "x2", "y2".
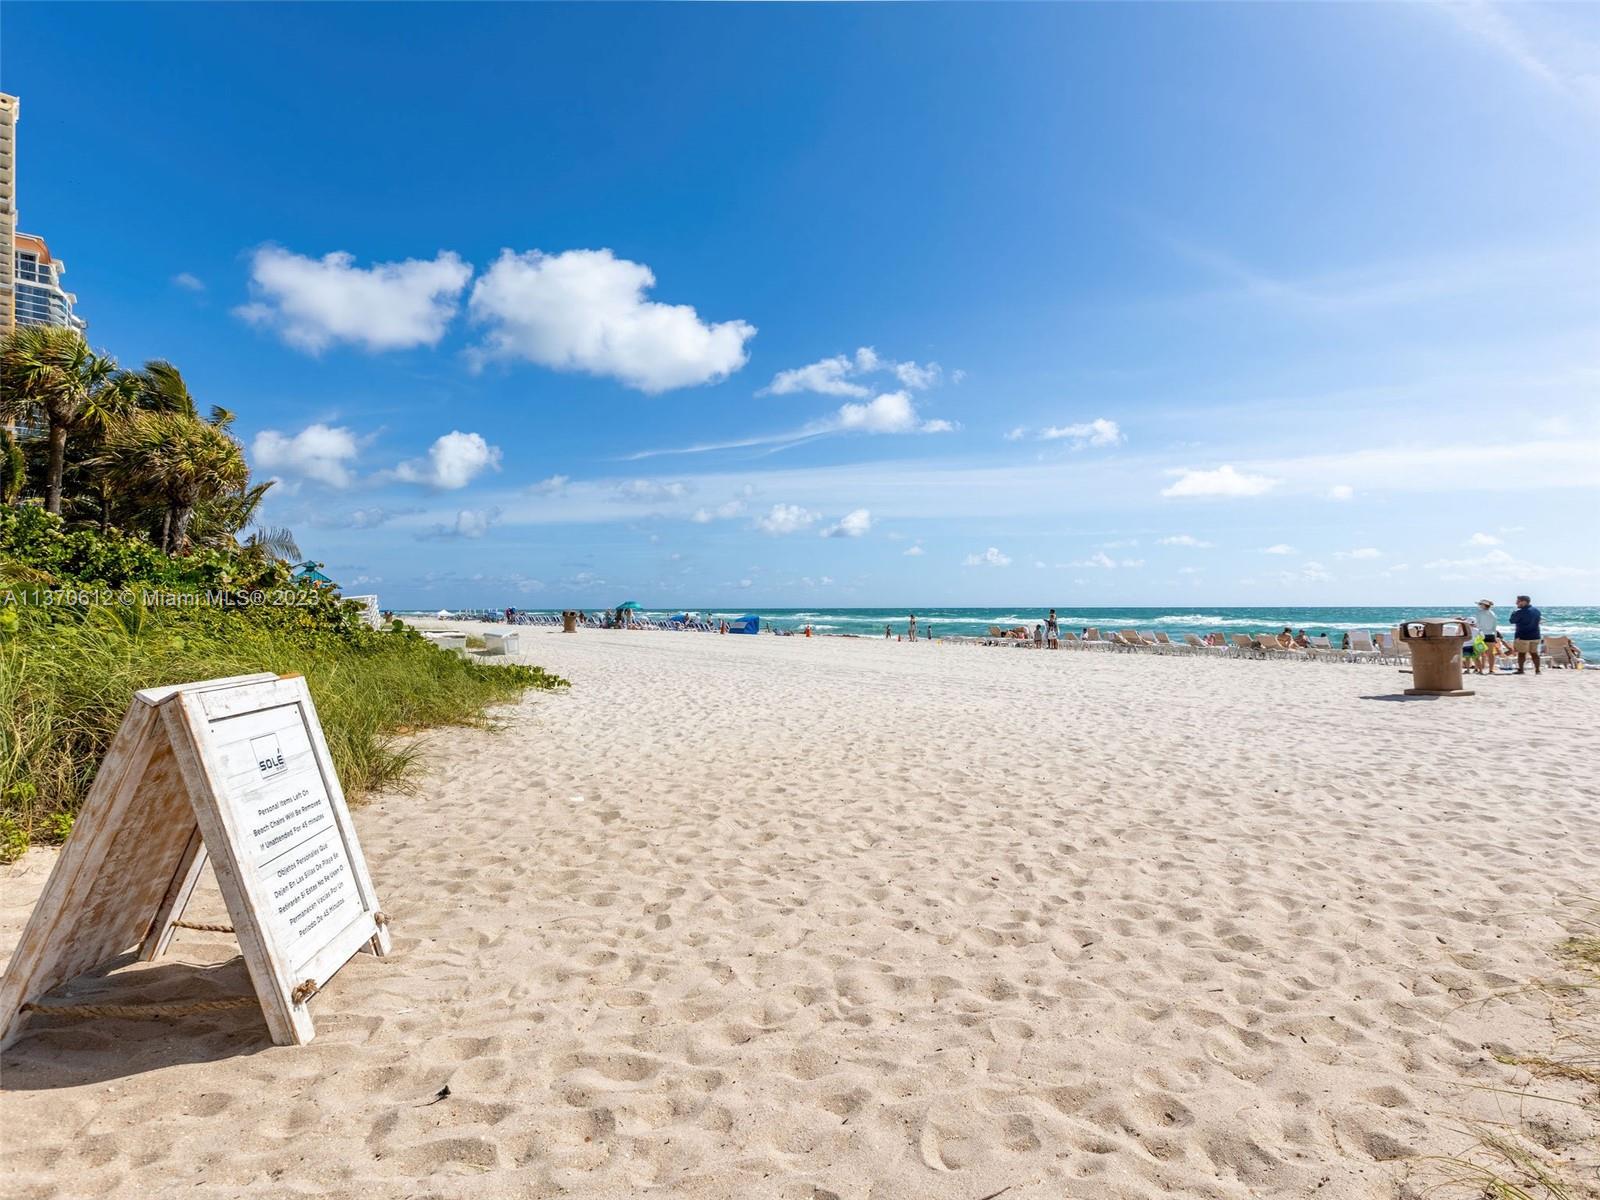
[{"x1": 970, "y1": 625, "x2": 1585, "y2": 668}]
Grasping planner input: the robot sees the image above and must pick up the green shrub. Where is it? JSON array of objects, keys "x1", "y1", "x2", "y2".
[{"x1": 0, "y1": 508, "x2": 567, "y2": 860}]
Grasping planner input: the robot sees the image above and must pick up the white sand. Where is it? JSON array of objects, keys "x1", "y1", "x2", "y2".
[{"x1": 3, "y1": 629, "x2": 1597, "y2": 1199}]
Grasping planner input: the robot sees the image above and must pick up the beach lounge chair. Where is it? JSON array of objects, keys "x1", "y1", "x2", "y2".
[
  {"x1": 1229, "y1": 634, "x2": 1259, "y2": 657},
  {"x1": 1346, "y1": 632, "x2": 1381, "y2": 662},
  {"x1": 1542, "y1": 636, "x2": 1579, "y2": 668},
  {"x1": 1080, "y1": 627, "x2": 1111, "y2": 650},
  {"x1": 1061, "y1": 632, "x2": 1083, "y2": 649},
  {"x1": 1183, "y1": 633, "x2": 1225, "y2": 654}
]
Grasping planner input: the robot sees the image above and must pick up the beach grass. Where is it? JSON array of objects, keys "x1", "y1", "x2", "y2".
[{"x1": 0, "y1": 597, "x2": 566, "y2": 861}]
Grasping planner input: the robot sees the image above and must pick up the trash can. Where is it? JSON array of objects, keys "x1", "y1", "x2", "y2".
[
  {"x1": 561, "y1": 610, "x2": 577, "y2": 634},
  {"x1": 1398, "y1": 618, "x2": 1475, "y2": 697}
]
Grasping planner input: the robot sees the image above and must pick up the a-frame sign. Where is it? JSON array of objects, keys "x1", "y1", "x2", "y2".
[{"x1": 0, "y1": 673, "x2": 390, "y2": 1050}]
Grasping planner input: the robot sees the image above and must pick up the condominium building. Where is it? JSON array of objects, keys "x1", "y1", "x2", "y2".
[
  {"x1": 13, "y1": 232, "x2": 85, "y2": 331},
  {"x1": 0, "y1": 93, "x2": 17, "y2": 334}
]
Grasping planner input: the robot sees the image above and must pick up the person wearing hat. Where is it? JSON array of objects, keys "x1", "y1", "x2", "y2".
[{"x1": 1474, "y1": 599, "x2": 1500, "y2": 675}]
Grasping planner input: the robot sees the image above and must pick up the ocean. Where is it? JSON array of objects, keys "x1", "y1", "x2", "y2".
[{"x1": 416, "y1": 605, "x2": 1600, "y2": 657}]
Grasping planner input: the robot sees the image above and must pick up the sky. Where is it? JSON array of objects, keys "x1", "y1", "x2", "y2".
[{"x1": 3, "y1": 2, "x2": 1597, "y2": 609}]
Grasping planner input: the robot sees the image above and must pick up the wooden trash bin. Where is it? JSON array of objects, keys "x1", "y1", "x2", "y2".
[
  {"x1": 562, "y1": 610, "x2": 578, "y2": 634},
  {"x1": 1398, "y1": 618, "x2": 1475, "y2": 697}
]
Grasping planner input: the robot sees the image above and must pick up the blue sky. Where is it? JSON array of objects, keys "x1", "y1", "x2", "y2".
[{"x1": 4, "y1": 2, "x2": 1597, "y2": 608}]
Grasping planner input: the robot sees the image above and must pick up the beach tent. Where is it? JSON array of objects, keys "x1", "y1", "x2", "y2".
[{"x1": 728, "y1": 614, "x2": 759, "y2": 635}]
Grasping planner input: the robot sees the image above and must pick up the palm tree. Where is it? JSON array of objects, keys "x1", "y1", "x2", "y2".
[
  {"x1": 0, "y1": 326, "x2": 121, "y2": 514},
  {"x1": 101, "y1": 409, "x2": 249, "y2": 552}
]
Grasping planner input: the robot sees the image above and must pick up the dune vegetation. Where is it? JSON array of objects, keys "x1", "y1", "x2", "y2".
[{"x1": 0, "y1": 328, "x2": 564, "y2": 861}]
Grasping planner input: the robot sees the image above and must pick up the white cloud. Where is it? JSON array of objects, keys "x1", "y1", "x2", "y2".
[
  {"x1": 1177, "y1": 566, "x2": 1201, "y2": 575},
  {"x1": 1335, "y1": 547, "x2": 1383, "y2": 560},
  {"x1": 1157, "y1": 534, "x2": 1213, "y2": 548},
  {"x1": 835, "y1": 391, "x2": 951, "y2": 435},
  {"x1": 763, "y1": 346, "x2": 943, "y2": 398},
  {"x1": 1262, "y1": 544, "x2": 1297, "y2": 555},
  {"x1": 251, "y1": 423, "x2": 361, "y2": 488},
  {"x1": 528, "y1": 474, "x2": 570, "y2": 495},
  {"x1": 1421, "y1": 547, "x2": 1597, "y2": 582},
  {"x1": 1468, "y1": 531, "x2": 1503, "y2": 546},
  {"x1": 616, "y1": 479, "x2": 690, "y2": 503},
  {"x1": 903, "y1": 544, "x2": 925, "y2": 556},
  {"x1": 394, "y1": 431, "x2": 502, "y2": 490},
  {"x1": 1072, "y1": 551, "x2": 1142, "y2": 569},
  {"x1": 468, "y1": 248, "x2": 755, "y2": 392},
  {"x1": 1161, "y1": 465, "x2": 1279, "y2": 498},
  {"x1": 1038, "y1": 418, "x2": 1124, "y2": 448},
  {"x1": 1327, "y1": 484, "x2": 1355, "y2": 501},
  {"x1": 346, "y1": 508, "x2": 394, "y2": 529},
  {"x1": 171, "y1": 272, "x2": 205, "y2": 292},
  {"x1": 237, "y1": 246, "x2": 471, "y2": 353},
  {"x1": 755, "y1": 503, "x2": 819, "y2": 535},
  {"x1": 691, "y1": 498, "x2": 746, "y2": 523},
  {"x1": 963, "y1": 547, "x2": 1012, "y2": 567},
  {"x1": 1436, "y1": 2, "x2": 1600, "y2": 116},
  {"x1": 738, "y1": 578, "x2": 754, "y2": 589},
  {"x1": 1004, "y1": 426, "x2": 1026, "y2": 441},
  {"x1": 893, "y1": 360, "x2": 941, "y2": 390},
  {"x1": 820, "y1": 508, "x2": 872, "y2": 538},
  {"x1": 422, "y1": 508, "x2": 500, "y2": 540},
  {"x1": 1292, "y1": 561, "x2": 1332, "y2": 583}
]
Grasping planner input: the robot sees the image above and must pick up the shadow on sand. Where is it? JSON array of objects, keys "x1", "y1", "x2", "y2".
[{"x1": 2, "y1": 953, "x2": 271, "y2": 1089}]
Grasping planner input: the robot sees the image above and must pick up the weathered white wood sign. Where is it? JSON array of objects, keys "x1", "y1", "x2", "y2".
[{"x1": 0, "y1": 673, "x2": 390, "y2": 1049}]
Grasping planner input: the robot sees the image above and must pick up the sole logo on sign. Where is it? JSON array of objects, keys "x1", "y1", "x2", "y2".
[{"x1": 251, "y1": 733, "x2": 287, "y2": 777}]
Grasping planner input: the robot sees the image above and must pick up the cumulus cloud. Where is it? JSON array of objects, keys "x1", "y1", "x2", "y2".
[
  {"x1": 755, "y1": 503, "x2": 819, "y2": 535},
  {"x1": 171, "y1": 272, "x2": 205, "y2": 292},
  {"x1": 1004, "y1": 426, "x2": 1026, "y2": 441},
  {"x1": 468, "y1": 248, "x2": 755, "y2": 392},
  {"x1": 1262, "y1": 544, "x2": 1297, "y2": 555},
  {"x1": 1336, "y1": 547, "x2": 1383, "y2": 560},
  {"x1": 252, "y1": 423, "x2": 361, "y2": 488},
  {"x1": 527, "y1": 474, "x2": 570, "y2": 495},
  {"x1": 1327, "y1": 484, "x2": 1355, "y2": 501},
  {"x1": 1161, "y1": 465, "x2": 1279, "y2": 498},
  {"x1": 903, "y1": 544, "x2": 926, "y2": 556},
  {"x1": 834, "y1": 391, "x2": 951, "y2": 435},
  {"x1": 1038, "y1": 418, "x2": 1124, "y2": 447},
  {"x1": 394, "y1": 431, "x2": 502, "y2": 490},
  {"x1": 763, "y1": 346, "x2": 943, "y2": 398},
  {"x1": 820, "y1": 508, "x2": 872, "y2": 538},
  {"x1": 236, "y1": 246, "x2": 471, "y2": 353},
  {"x1": 1468, "y1": 531, "x2": 1503, "y2": 546},
  {"x1": 1158, "y1": 534, "x2": 1213, "y2": 548},
  {"x1": 420, "y1": 508, "x2": 500, "y2": 540},
  {"x1": 963, "y1": 547, "x2": 1012, "y2": 567}
]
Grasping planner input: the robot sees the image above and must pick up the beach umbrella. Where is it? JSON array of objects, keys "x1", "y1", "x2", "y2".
[{"x1": 617, "y1": 600, "x2": 640, "y2": 610}]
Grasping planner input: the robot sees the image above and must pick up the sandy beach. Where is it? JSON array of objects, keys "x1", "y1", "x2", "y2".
[{"x1": 3, "y1": 628, "x2": 1597, "y2": 1199}]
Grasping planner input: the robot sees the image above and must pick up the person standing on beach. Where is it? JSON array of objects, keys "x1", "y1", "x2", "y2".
[
  {"x1": 1046, "y1": 609, "x2": 1059, "y2": 649},
  {"x1": 908, "y1": 612, "x2": 917, "y2": 641},
  {"x1": 884, "y1": 623, "x2": 892, "y2": 638},
  {"x1": 1509, "y1": 595, "x2": 1542, "y2": 675},
  {"x1": 1474, "y1": 600, "x2": 1499, "y2": 674}
]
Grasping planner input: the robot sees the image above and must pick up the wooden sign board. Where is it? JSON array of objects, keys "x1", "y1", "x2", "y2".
[{"x1": 0, "y1": 674, "x2": 390, "y2": 1050}]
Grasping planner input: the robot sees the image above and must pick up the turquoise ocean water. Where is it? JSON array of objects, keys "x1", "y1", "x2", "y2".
[{"x1": 423, "y1": 605, "x2": 1600, "y2": 656}]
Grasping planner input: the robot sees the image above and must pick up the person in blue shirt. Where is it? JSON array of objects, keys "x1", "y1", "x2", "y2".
[{"x1": 1509, "y1": 595, "x2": 1542, "y2": 675}]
